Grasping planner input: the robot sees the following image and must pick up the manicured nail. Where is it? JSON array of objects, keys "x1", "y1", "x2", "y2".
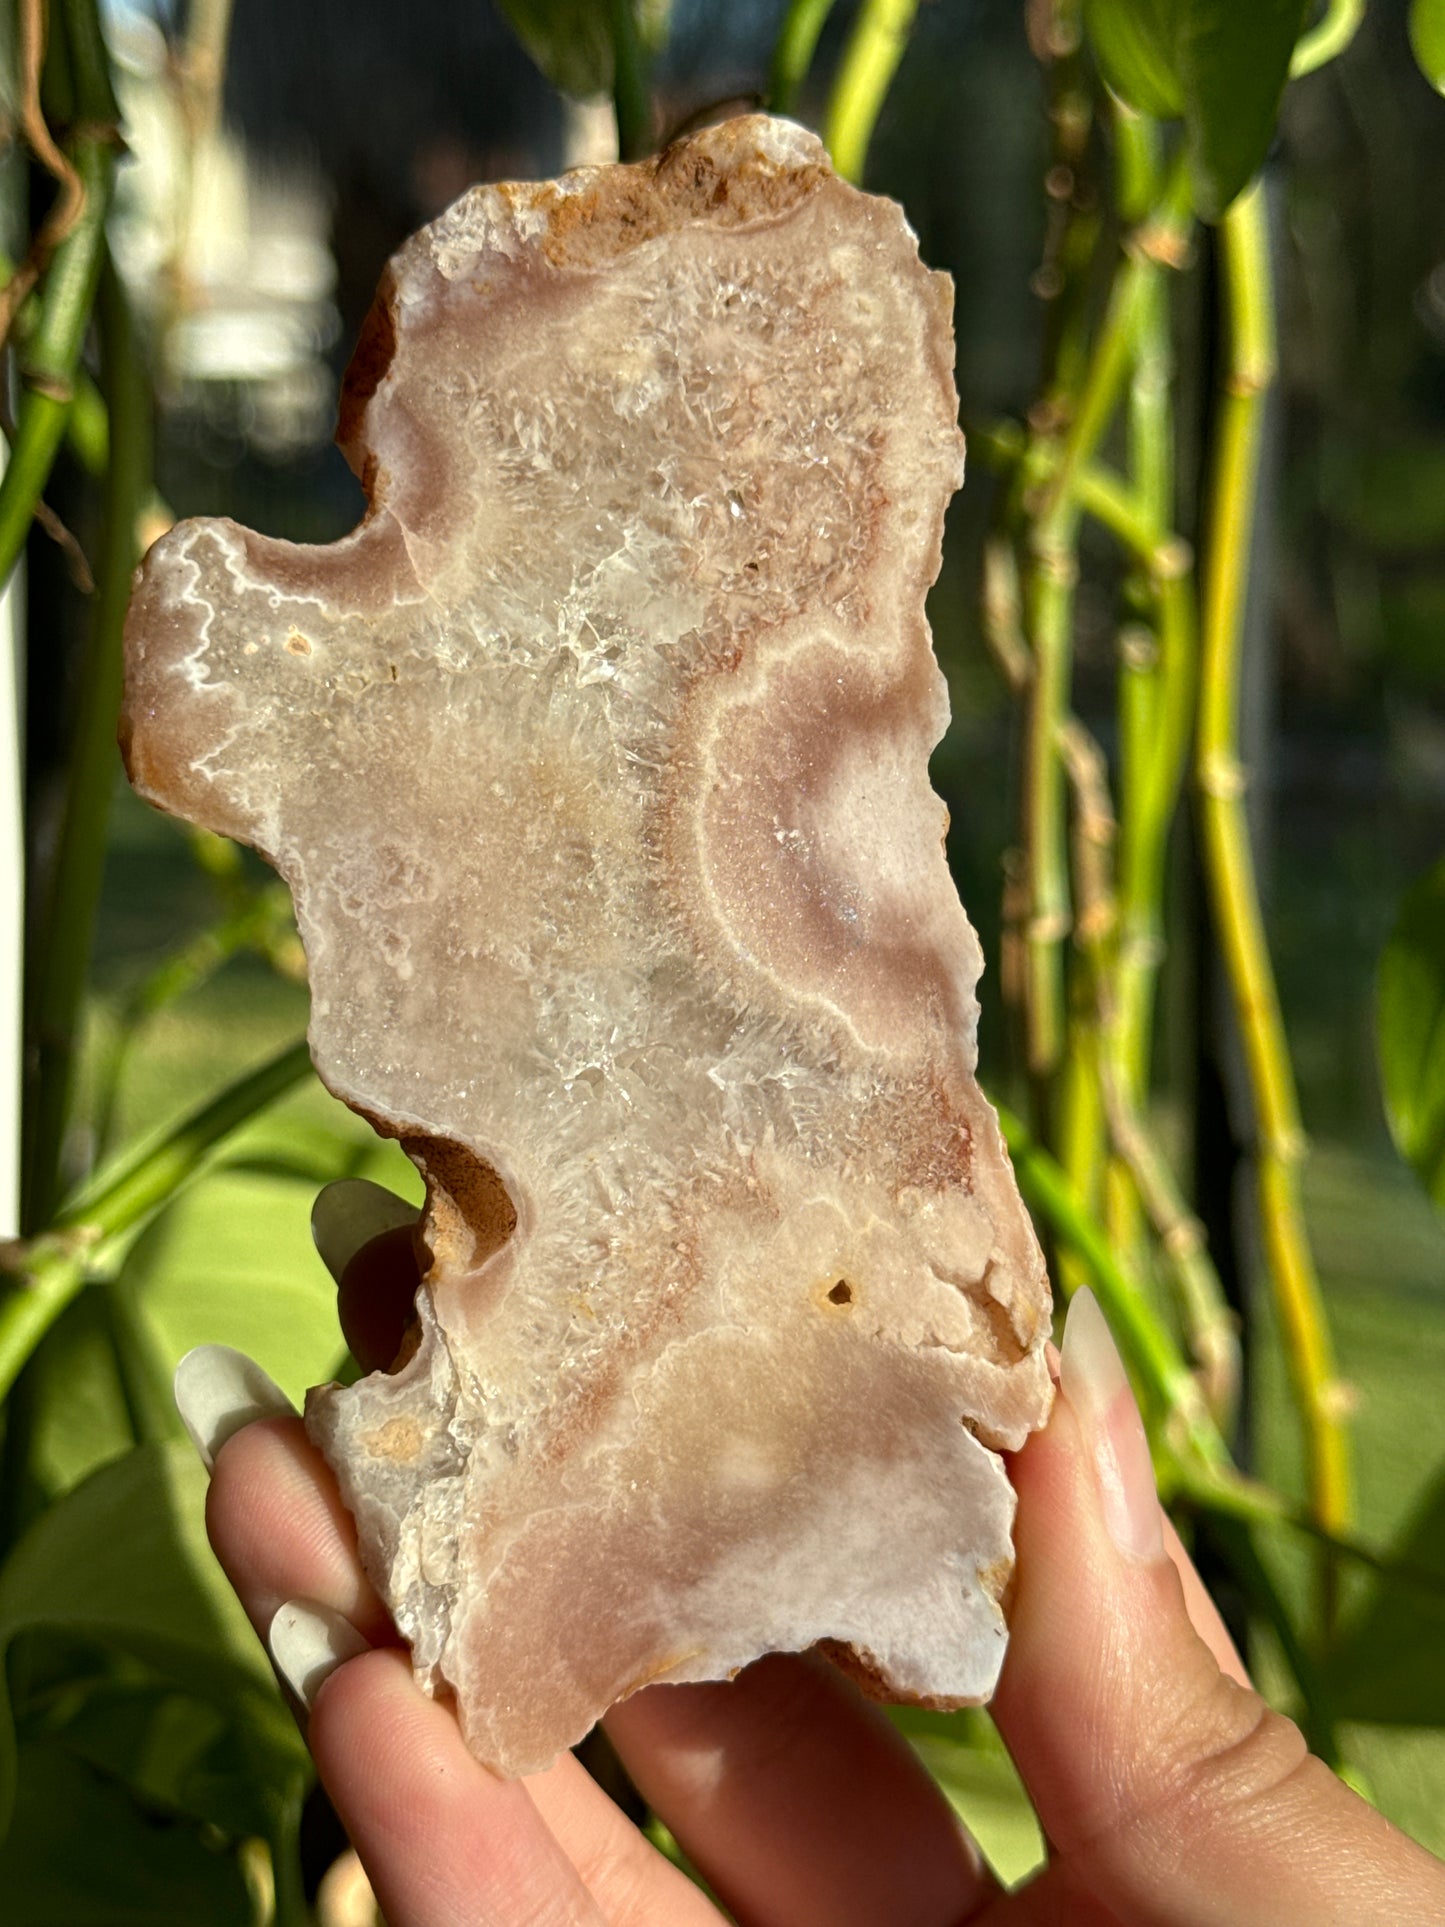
[
  {"x1": 174, "y1": 1345, "x2": 296, "y2": 1473},
  {"x1": 269, "y1": 1599, "x2": 370, "y2": 1710},
  {"x1": 1059, "y1": 1288, "x2": 1165, "y2": 1564},
  {"x1": 312, "y1": 1178, "x2": 417, "y2": 1285}
]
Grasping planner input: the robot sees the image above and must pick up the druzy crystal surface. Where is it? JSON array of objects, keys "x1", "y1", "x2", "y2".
[{"x1": 122, "y1": 116, "x2": 1053, "y2": 1776}]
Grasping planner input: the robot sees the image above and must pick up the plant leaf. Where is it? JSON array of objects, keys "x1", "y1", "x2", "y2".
[
  {"x1": 492, "y1": 0, "x2": 672, "y2": 105},
  {"x1": 11, "y1": 1286, "x2": 138, "y2": 1521},
  {"x1": 1411, "y1": 0, "x2": 1445, "y2": 92},
  {"x1": 0, "y1": 1735, "x2": 257, "y2": 1925},
  {"x1": 1084, "y1": 0, "x2": 1311, "y2": 217},
  {"x1": 1085, "y1": 0, "x2": 1184, "y2": 118},
  {"x1": 48, "y1": 1677, "x2": 284, "y2": 1842},
  {"x1": 890, "y1": 1708, "x2": 1045, "y2": 1885},
  {"x1": 1321, "y1": 1466, "x2": 1445, "y2": 1723},
  {"x1": 493, "y1": 0, "x2": 620, "y2": 98},
  {"x1": 1377, "y1": 857, "x2": 1445, "y2": 1211},
  {"x1": 1181, "y1": 0, "x2": 1311, "y2": 218},
  {"x1": 0, "y1": 1441, "x2": 306, "y2": 1840}
]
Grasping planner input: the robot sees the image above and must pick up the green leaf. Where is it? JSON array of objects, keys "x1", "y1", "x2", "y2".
[
  {"x1": 890, "y1": 1708, "x2": 1046, "y2": 1886},
  {"x1": 493, "y1": 0, "x2": 621, "y2": 98},
  {"x1": 493, "y1": 0, "x2": 671, "y2": 105},
  {"x1": 0, "y1": 1736, "x2": 257, "y2": 1926},
  {"x1": 1322, "y1": 1467, "x2": 1445, "y2": 1723},
  {"x1": 45, "y1": 1676, "x2": 284, "y2": 1842},
  {"x1": 1377, "y1": 858, "x2": 1445, "y2": 1211},
  {"x1": 9, "y1": 1287, "x2": 137, "y2": 1519},
  {"x1": 1086, "y1": 0, "x2": 1183, "y2": 117},
  {"x1": 1084, "y1": 0, "x2": 1311, "y2": 217},
  {"x1": 1411, "y1": 0, "x2": 1445, "y2": 92},
  {"x1": 0, "y1": 1440, "x2": 306, "y2": 1840}
]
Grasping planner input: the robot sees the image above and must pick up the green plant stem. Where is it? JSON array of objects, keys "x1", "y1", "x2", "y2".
[
  {"x1": 998, "y1": 1101, "x2": 1437, "y2": 1750},
  {"x1": 92, "y1": 882, "x2": 299, "y2": 1159},
  {"x1": 607, "y1": 0, "x2": 652, "y2": 160},
  {"x1": 769, "y1": 0, "x2": 839, "y2": 113},
  {"x1": 997, "y1": 1099, "x2": 1223, "y2": 1456},
  {"x1": 1197, "y1": 182, "x2": 1352, "y2": 1572},
  {"x1": 1054, "y1": 712, "x2": 1238, "y2": 1420},
  {"x1": 822, "y1": 0, "x2": 920, "y2": 183},
  {"x1": 1111, "y1": 108, "x2": 1179, "y2": 1131},
  {"x1": 1291, "y1": 0, "x2": 1366, "y2": 77},
  {"x1": 1000, "y1": 1094, "x2": 1445, "y2": 1609},
  {"x1": 0, "y1": 1039, "x2": 313, "y2": 1401},
  {"x1": 21, "y1": 261, "x2": 150, "y2": 1230},
  {"x1": 1022, "y1": 161, "x2": 1191, "y2": 1098},
  {"x1": 1176, "y1": 1461, "x2": 1445, "y2": 1602},
  {"x1": 0, "y1": 140, "x2": 111, "y2": 590}
]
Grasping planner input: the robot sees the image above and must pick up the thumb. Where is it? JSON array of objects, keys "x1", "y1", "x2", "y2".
[{"x1": 987, "y1": 1289, "x2": 1445, "y2": 1926}]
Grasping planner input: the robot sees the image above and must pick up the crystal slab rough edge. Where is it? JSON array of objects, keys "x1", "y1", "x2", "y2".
[{"x1": 121, "y1": 115, "x2": 1055, "y2": 1777}]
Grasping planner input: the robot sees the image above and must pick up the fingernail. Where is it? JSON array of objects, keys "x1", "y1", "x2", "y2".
[
  {"x1": 269, "y1": 1599, "x2": 370, "y2": 1710},
  {"x1": 312, "y1": 1178, "x2": 417, "y2": 1285},
  {"x1": 1059, "y1": 1288, "x2": 1165, "y2": 1564},
  {"x1": 174, "y1": 1345, "x2": 296, "y2": 1473}
]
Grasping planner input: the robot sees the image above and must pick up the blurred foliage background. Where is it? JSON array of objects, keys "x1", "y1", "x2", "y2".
[{"x1": 5, "y1": 0, "x2": 1445, "y2": 1918}]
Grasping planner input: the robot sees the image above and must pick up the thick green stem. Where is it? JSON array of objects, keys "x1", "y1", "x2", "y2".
[
  {"x1": 1197, "y1": 183, "x2": 1352, "y2": 1572},
  {"x1": 607, "y1": 0, "x2": 652, "y2": 161},
  {"x1": 769, "y1": 0, "x2": 839, "y2": 114},
  {"x1": 0, "y1": 1039, "x2": 313, "y2": 1400},
  {"x1": 22, "y1": 262, "x2": 150, "y2": 1229},
  {"x1": 822, "y1": 0, "x2": 920, "y2": 184}
]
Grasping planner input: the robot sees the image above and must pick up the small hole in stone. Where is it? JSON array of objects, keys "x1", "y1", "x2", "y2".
[{"x1": 828, "y1": 1279, "x2": 853, "y2": 1306}]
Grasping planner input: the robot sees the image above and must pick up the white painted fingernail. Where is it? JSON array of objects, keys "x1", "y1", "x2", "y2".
[
  {"x1": 1059, "y1": 1288, "x2": 1166, "y2": 1564},
  {"x1": 311, "y1": 1178, "x2": 417, "y2": 1284},
  {"x1": 173, "y1": 1345, "x2": 296, "y2": 1473},
  {"x1": 269, "y1": 1598, "x2": 370, "y2": 1710}
]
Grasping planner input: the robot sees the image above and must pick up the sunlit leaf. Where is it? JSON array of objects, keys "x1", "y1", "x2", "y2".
[
  {"x1": 1084, "y1": 0, "x2": 1311, "y2": 217},
  {"x1": 1377, "y1": 858, "x2": 1445, "y2": 1212},
  {"x1": 890, "y1": 1707, "x2": 1046, "y2": 1886},
  {"x1": 1410, "y1": 0, "x2": 1445, "y2": 93}
]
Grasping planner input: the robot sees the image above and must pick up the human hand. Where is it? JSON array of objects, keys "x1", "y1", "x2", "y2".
[{"x1": 176, "y1": 1182, "x2": 1445, "y2": 1925}]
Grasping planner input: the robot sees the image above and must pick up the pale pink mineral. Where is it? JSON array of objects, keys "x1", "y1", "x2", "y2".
[{"x1": 122, "y1": 115, "x2": 1053, "y2": 1776}]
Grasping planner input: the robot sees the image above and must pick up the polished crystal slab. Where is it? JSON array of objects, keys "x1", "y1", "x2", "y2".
[{"x1": 122, "y1": 115, "x2": 1053, "y2": 1777}]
